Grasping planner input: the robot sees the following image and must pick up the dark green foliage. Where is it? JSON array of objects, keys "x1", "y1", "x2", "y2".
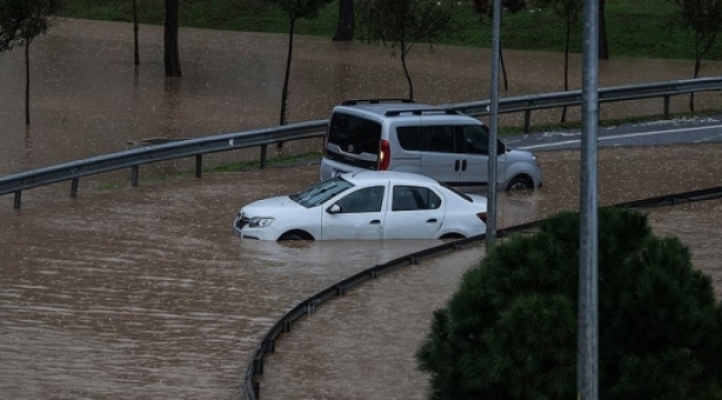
[
  {"x1": 267, "y1": 0, "x2": 334, "y2": 20},
  {"x1": 0, "y1": 0, "x2": 61, "y2": 53},
  {"x1": 417, "y1": 207, "x2": 722, "y2": 400}
]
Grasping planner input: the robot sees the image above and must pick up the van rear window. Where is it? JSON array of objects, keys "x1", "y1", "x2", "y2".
[{"x1": 328, "y1": 112, "x2": 382, "y2": 155}]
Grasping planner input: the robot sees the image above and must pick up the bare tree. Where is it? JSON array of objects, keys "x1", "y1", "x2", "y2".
[
  {"x1": 268, "y1": 0, "x2": 334, "y2": 152},
  {"x1": 133, "y1": 0, "x2": 139, "y2": 65},
  {"x1": 361, "y1": 0, "x2": 457, "y2": 100},
  {"x1": 599, "y1": 0, "x2": 608, "y2": 59},
  {"x1": 471, "y1": 0, "x2": 526, "y2": 91},
  {"x1": 670, "y1": 0, "x2": 722, "y2": 111},
  {"x1": 164, "y1": 0, "x2": 181, "y2": 77},
  {"x1": 333, "y1": 0, "x2": 354, "y2": 41},
  {"x1": 1, "y1": 0, "x2": 62, "y2": 125},
  {"x1": 538, "y1": 0, "x2": 581, "y2": 121}
]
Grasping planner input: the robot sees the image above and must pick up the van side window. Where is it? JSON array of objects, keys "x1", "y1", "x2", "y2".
[
  {"x1": 463, "y1": 125, "x2": 490, "y2": 155},
  {"x1": 396, "y1": 126, "x2": 422, "y2": 151},
  {"x1": 423, "y1": 126, "x2": 456, "y2": 153},
  {"x1": 392, "y1": 186, "x2": 442, "y2": 211},
  {"x1": 328, "y1": 113, "x2": 382, "y2": 155}
]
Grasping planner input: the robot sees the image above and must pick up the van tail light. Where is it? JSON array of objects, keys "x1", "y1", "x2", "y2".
[
  {"x1": 379, "y1": 139, "x2": 390, "y2": 170},
  {"x1": 476, "y1": 212, "x2": 487, "y2": 223}
]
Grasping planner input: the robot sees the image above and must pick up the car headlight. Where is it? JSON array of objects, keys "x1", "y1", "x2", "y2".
[{"x1": 248, "y1": 217, "x2": 274, "y2": 228}]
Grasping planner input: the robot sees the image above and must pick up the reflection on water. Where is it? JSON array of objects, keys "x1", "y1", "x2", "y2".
[{"x1": 2, "y1": 19, "x2": 722, "y2": 175}]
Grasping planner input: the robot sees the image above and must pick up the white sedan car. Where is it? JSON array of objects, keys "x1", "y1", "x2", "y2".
[{"x1": 232, "y1": 171, "x2": 488, "y2": 241}]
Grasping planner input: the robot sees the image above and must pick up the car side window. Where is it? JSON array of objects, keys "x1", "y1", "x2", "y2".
[
  {"x1": 335, "y1": 186, "x2": 385, "y2": 213},
  {"x1": 392, "y1": 186, "x2": 442, "y2": 211},
  {"x1": 464, "y1": 125, "x2": 489, "y2": 155}
]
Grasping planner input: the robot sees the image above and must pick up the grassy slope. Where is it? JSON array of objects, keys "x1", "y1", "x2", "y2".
[{"x1": 58, "y1": 0, "x2": 722, "y2": 60}]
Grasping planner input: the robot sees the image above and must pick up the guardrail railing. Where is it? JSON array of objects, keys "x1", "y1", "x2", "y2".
[
  {"x1": 2, "y1": 77, "x2": 721, "y2": 209},
  {"x1": 241, "y1": 185, "x2": 722, "y2": 400},
  {"x1": 445, "y1": 76, "x2": 722, "y2": 131}
]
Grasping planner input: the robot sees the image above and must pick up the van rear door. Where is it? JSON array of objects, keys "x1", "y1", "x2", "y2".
[{"x1": 325, "y1": 111, "x2": 382, "y2": 170}]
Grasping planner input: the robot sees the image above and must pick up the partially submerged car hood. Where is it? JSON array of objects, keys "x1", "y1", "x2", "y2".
[{"x1": 240, "y1": 196, "x2": 305, "y2": 217}]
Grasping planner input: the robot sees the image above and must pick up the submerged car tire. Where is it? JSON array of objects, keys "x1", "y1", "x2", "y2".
[
  {"x1": 506, "y1": 175, "x2": 533, "y2": 191},
  {"x1": 278, "y1": 231, "x2": 313, "y2": 241}
]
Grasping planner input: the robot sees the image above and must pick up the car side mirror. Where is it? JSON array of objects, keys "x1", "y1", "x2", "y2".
[{"x1": 327, "y1": 204, "x2": 341, "y2": 214}]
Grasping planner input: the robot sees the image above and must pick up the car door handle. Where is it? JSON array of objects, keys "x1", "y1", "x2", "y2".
[
  {"x1": 426, "y1": 218, "x2": 437, "y2": 223},
  {"x1": 454, "y1": 159, "x2": 460, "y2": 171},
  {"x1": 462, "y1": 159, "x2": 467, "y2": 171},
  {"x1": 370, "y1": 220, "x2": 381, "y2": 225}
]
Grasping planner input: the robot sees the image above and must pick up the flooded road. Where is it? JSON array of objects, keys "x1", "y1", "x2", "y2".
[
  {"x1": 2, "y1": 142, "x2": 721, "y2": 400},
  {"x1": 2, "y1": 19, "x2": 722, "y2": 175},
  {"x1": 2, "y1": 18, "x2": 722, "y2": 400}
]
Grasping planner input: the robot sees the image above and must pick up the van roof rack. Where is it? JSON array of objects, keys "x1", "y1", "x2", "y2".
[
  {"x1": 384, "y1": 108, "x2": 459, "y2": 117},
  {"x1": 341, "y1": 98, "x2": 416, "y2": 106}
]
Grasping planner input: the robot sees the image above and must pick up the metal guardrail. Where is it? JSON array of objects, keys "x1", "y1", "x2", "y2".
[
  {"x1": 0, "y1": 119, "x2": 327, "y2": 208},
  {"x1": 444, "y1": 76, "x2": 722, "y2": 131},
  {"x1": 241, "y1": 185, "x2": 722, "y2": 400},
  {"x1": 2, "y1": 77, "x2": 722, "y2": 209}
]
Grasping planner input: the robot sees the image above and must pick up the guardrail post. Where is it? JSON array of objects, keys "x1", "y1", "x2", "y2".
[
  {"x1": 195, "y1": 155, "x2": 202, "y2": 178},
  {"x1": 131, "y1": 166, "x2": 140, "y2": 187},
  {"x1": 663, "y1": 95, "x2": 671, "y2": 119},
  {"x1": 260, "y1": 144, "x2": 268, "y2": 169},
  {"x1": 70, "y1": 178, "x2": 79, "y2": 198},
  {"x1": 524, "y1": 110, "x2": 532, "y2": 133},
  {"x1": 13, "y1": 191, "x2": 21, "y2": 209},
  {"x1": 282, "y1": 319, "x2": 291, "y2": 333},
  {"x1": 253, "y1": 359, "x2": 264, "y2": 375}
]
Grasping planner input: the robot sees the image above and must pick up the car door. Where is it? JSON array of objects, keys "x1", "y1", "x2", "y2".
[
  {"x1": 320, "y1": 185, "x2": 387, "y2": 240},
  {"x1": 459, "y1": 124, "x2": 506, "y2": 188},
  {"x1": 419, "y1": 124, "x2": 463, "y2": 185},
  {"x1": 383, "y1": 185, "x2": 445, "y2": 239}
]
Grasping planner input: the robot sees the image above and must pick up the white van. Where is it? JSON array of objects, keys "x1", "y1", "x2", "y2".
[{"x1": 319, "y1": 99, "x2": 542, "y2": 191}]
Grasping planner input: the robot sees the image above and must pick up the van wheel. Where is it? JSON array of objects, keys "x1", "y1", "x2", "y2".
[{"x1": 506, "y1": 175, "x2": 533, "y2": 191}]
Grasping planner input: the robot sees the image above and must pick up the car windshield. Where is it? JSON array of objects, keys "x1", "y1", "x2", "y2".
[{"x1": 289, "y1": 177, "x2": 355, "y2": 208}]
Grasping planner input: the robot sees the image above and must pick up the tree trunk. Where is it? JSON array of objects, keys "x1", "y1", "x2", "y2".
[
  {"x1": 276, "y1": 17, "x2": 296, "y2": 150},
  {"x1": 164, "y1": 0, "x2": 182, "y2": 77},
  {"x1": 400, "y1": 45, "x2": 414, "y2": 100},
  {"x1": 333, "y1": 0, "x2": 355, "y2": 41},
  {"x1": 25, "y1": 39, "x2": 30, "y2": 126},
  {"x1": 500, "y1": 45, "x2": 509, "y2": 91},
  {"x1": 133, "y1": 0, "x2": 139, "y2": 65},
  {"x1": 691, "y1": 56, "x2": 702, "y2": 112},
  {"x1": 561, "y1": 20, "x2": 571, "y2": 122},
  {"x1": 598, "y1": 0, "x2": 609, "y2": 60}
]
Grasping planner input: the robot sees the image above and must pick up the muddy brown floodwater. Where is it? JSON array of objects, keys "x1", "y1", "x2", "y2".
[{"x1": 1, "y1": 17, "x2": 721, "y2": 400}]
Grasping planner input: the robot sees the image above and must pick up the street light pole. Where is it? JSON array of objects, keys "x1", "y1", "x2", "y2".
[
  {"x1": 578, "y1": 0, "x2": 599, "y2": 399},
  {"x1": 486, "y1": 0, "x2": 502, "y2": 250}
]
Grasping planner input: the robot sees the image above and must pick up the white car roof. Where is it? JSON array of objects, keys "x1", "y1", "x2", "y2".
[{"x1": 341, "y1": 170, "x2": 439, "y2": 185}]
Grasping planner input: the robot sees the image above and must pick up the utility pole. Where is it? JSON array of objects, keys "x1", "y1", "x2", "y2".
[
  {"x1": 486, "y1": 0, "x2": 502, "y2": 249},
  {"x1": 578, "y1": 0, "x2": 599, "y2": 399}
]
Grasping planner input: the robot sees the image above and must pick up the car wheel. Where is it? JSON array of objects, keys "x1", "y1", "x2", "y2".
[
  {"x1": 506, "y1": 175, "x2": 533, "y2": 191},
  {"x1": 440, "y1": 233, "x2": 465, "y2": 240},
  {"x1": 279, "y1": 232, "x2": 309, "y2": 241}
]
